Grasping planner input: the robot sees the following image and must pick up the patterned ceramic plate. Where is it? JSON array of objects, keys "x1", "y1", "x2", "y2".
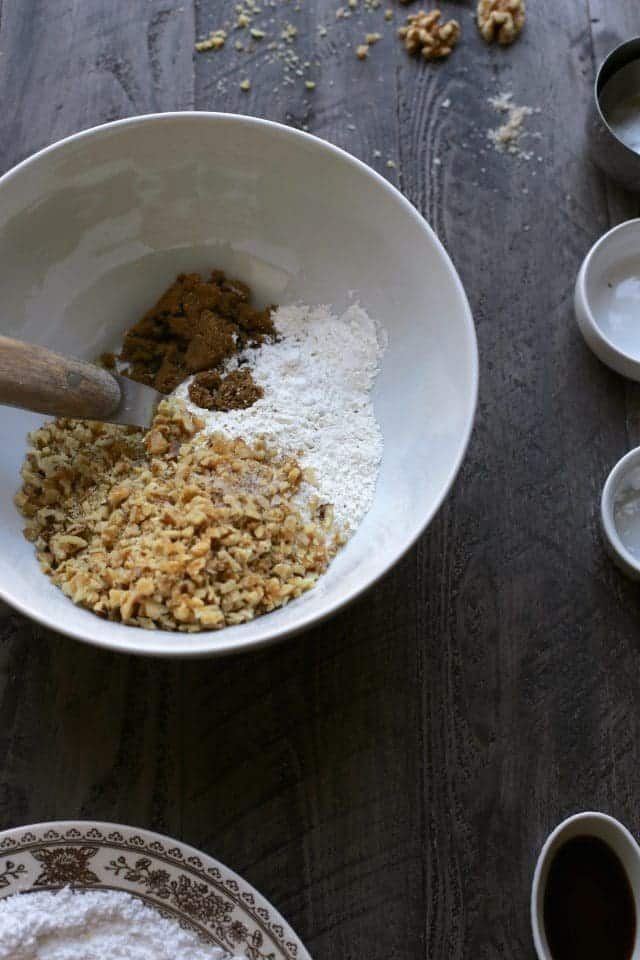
[{"x1": 0, "y1": 821, "x2": 311, "y2": 960}]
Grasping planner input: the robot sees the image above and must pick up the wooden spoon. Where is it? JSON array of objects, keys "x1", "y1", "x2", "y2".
[{"x1": 0, "y1": 335, "x2": 164, "y2": 427}]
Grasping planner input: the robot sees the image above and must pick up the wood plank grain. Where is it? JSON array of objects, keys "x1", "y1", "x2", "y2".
[
  {"x1": 181, "y1": 557, "x2": 424, "y2": 960},
  {"x1": 0, "y1": 622, "x2": 183, "y2": 834},
  {"x1": 397, "y1": 0, "x2": 640, "y2": 957},
  {"x1": 192, "y1": 0, "x2": 401, "y2": 175},
  {"x1": 0, "y1": 0, "x2": 194, "y2": 168},
  {"x1": 0, "y1": 0, "x2": 196, "y2": 838}
]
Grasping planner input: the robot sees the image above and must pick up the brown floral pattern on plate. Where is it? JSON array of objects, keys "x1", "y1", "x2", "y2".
[
  {"x1": 0, "y1": 822, "x2": 309, "y2": 960},
  {"x1": 32, "y1": 846, "x2": 100, "y2": 886}
]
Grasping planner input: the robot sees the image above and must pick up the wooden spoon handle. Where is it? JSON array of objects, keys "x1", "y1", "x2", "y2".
[{"x1": 0, "y1": 334, "x2": 121, "y2": 419}]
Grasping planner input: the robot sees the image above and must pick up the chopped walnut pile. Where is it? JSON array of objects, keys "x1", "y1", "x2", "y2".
[
  {"x1": 477, "y1": 0, "x2": 525, "y2": 45},
  {"x1": 398, "y1": 10, "x2": 460, "y2": 60},
  {"x1": 16, "y1": 399, "x2": 342, "y2": 632}
]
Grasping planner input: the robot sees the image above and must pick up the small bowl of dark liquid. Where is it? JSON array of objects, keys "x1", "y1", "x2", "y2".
[{"x1": 531, "y1": 812, "x2": 640, "y2": 960}]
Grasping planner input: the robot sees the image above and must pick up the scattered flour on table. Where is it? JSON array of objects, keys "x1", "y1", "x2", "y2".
[
  {"x1": 175, "y1": 302, "x2": 386, "y2": 534},
  {"x1": 0, "y1": 887, "x2": 246, "y2": 960},
  {"x1": 487, "y1": 91, "x2": 541, "y2": 160}
]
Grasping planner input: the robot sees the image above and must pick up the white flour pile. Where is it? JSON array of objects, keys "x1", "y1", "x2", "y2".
[
  {"x1": 175, "y1": 302, "x2": 386, "y2": 534},
  {"x1": 0, "y1": 887, "x2": 245, "y2": 960}
]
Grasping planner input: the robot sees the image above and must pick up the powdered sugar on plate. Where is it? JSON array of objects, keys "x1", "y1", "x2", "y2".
[
  {"x1": 0, "y1": 887, "x2": 245, "y2": 960},
  {"x1": 174, "y1": 302, "x2": 385, "y2": 534}
]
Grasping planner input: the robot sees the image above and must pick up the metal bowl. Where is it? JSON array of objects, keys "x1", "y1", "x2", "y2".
[{"x1": 588, "y1": 37, "x2": 640, "y2": 191}]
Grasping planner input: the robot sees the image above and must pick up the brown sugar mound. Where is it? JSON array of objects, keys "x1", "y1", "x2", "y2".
[
  {"x1": 15, "y1": 399, "x2": 340, "y2": 632},
  {"x1": 119, "y1": 270, "x2": 275, "y2": 395},
  {"x1": 189, "y1": 367, "x2": 264, "y2": 411}
]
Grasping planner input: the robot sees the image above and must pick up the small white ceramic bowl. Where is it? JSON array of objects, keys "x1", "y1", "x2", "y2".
[
  {"x1": 601, "y1": 445, "x2": 640, "y2": 579},
  {"x1": 0, "y1": 113, "x2": 478, "y2": 658},
  {"x1": 531, "y1": 811, "x2": 640, "y2": 960},
  {"x1": 575, "y1": 218, "x2": 640, "y2": 380}
]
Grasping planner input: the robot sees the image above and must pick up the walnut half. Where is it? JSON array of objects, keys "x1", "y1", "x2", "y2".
[
  {"x1": 477, "y1": 0, "x2": 525, "y2": 45},
  {"x1": 398, "y1": 10, "x2": 460, "y2": 60}
]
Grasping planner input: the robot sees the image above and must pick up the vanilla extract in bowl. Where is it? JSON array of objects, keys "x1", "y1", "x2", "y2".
[{"x1": 543, "y1": 835, "x2": 636, "y2": 960}]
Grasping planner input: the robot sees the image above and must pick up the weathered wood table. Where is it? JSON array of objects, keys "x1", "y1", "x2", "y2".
[{"x1": 1, "y1": 1, "x2": 639, "y2": 957}]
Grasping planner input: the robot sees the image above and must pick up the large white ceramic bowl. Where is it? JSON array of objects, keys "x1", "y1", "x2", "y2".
[{"x1": 0, "y1": 112, "x2": 477, "y2": 657}]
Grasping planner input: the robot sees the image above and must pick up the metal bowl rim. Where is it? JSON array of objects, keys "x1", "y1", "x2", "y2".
[{"x1": 594, "y1": 35, "x2": 640, "y2": 162}]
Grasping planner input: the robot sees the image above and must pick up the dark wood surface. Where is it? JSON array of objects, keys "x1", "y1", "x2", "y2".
[{"x1": 1, "y1": 1, "x2": 639, "y2": 957}]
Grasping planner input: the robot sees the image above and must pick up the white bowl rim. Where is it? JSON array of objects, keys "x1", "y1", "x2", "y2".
[
  {"x1": 0, "y1": 110, "x2": 479, "y2": 658},
  {"x1": 601, "y1": 444, "x2": 640, "y2": 575},
  {"x1": 575, "y1": 217, "x2": 640, "y2": 372}
]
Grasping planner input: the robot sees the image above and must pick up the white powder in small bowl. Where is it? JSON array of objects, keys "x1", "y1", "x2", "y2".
[
  {"x1": 175, "y1": 302, "x2": 386, "y2": 535},
  {"x1": 0, "y1": 887, "x2": 245, "y2": 960}
]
